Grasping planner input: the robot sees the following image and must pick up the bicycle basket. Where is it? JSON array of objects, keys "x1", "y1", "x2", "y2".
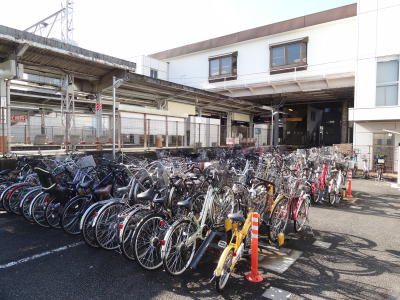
[{"x1": 76, "y1": 155, "x2": 96, "y2": 169}]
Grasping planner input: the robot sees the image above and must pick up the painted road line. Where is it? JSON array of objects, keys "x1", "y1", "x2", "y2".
[
  {"x1": 349, "y1": 205, "x2": 362, "y2": 210},
  {"x1": 263, "y1": 286, "x2": 292, "y2": 299},
  {"x1": 259, "y1": 248, "x2": 303, "y2": 274},
  {"x1": 0, "y1": 241, "x2": 84, "y2": 270},
  {"x1": 313, "y1": 240, "x2": 332, "y2": 249}
]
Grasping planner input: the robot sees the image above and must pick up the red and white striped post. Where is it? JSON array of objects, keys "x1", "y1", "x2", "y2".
[
  {"x1": 346, "y1": 170, "x2": 353, "y2": 198},
  {"x1": 246, "y1": 212, "x2": 263, "y2": 282}
]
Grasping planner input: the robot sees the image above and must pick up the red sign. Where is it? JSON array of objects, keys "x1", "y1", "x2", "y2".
[
  {"x1": 11, "y1": 115, "x2": 27, "y2": 123},
  {"x1": 95, "y1": 102, "x2": 103, "y2": 112}
]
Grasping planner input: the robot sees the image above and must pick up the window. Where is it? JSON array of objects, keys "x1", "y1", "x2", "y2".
[
  {"x1": 270, "y1": 38, "x2": 308, "y2": 74},
  {"x1": 150, "y1": 69, "x2": 158, "y2": 79},
  {"x1": 376, "y1": 60, "x2": 399, "y2": 106},
  {"x1": 208, "y1": 52, "x2": 237, "y2": 83}
]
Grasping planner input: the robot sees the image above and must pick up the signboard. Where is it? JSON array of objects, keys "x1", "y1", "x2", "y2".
[
  {"x1": 255, "y1": 128, "x2": 261, "y2": 135},
  {"x1": 0, "y1": 97, "x2": 6, "y2": 108},
  {"x1": 226, "y1": 138, "x2": 240, "y2": 145},
  {"x1": 11, "y1": 115, "x2": 27, "y2": 123},
  {"x1": 95, "y1": 102, "x2": 103, "y2": 112}
]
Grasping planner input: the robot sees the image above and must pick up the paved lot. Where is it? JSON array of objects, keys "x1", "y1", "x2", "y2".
[{"x1": 1, "y1": 179, "x2": 400, "y2": 300}]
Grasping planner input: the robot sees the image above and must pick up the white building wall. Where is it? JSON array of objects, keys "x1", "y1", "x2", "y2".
[
  {"x1": 166, "y1": 17, "x2": 356, "y2": 91},
  {"x1": 133, "y1": 55, "x2": 168, "y2": 80},
  {"x1": 353, "y1": 0, "x2": 400, "y2": 112},
  {"x1": 351, "y1": 0, "x2": 400, "y2": 173}
]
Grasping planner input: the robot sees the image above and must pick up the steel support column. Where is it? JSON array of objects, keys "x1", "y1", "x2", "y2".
[
  {"x1": 249, "y1": 114, "x2": 254, "y2": 139},
  {"x1": 61, "y1": 74, "x2": 74, "y2": 149},
  {"x1": 6, "y1": 80, "x2": 11, "y2": 152},
  {"x1": 227, "y1": 112, "x2": 232, "y2": 139},
  {"x1": 0, "y1": 79, "x2": 7, "y2": 154},
  {"x1": 96, "y1": 93, "x2": 102, "y2": 141},
  {"x1": 341, "y1": 100, "x2": 349, "y2": 143}
]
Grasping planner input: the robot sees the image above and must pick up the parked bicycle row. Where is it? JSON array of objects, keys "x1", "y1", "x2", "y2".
[{"x1": 0, "y1": 147, "x2": 352, "y2": 292}]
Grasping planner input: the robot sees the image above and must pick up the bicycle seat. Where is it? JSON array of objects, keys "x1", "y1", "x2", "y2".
[
  {"x1": 137, "y1": 187, "x2": 155, "y2": 201},
  {"x1": 153, "y1": 195, "x2": 167, "y2": 204},
  {"x1": 116, "y1": 186, "x2": 129, "y2": 194},
  {"x1": 228, "y1": 211, "x2": 245, "y2": 224},
  {"x1": 80, "y1": 180, "x2": 92, "y2": 188},
  {"x1": 94, "y1": 185, "x2": 112, "y2": 196},
  {"x1": 0, "y1": 169, "x2": 11, "y2": 176},
  {"x1": 177, "y1": 197, "x2": 192, "y2": 208},
  {"x1": 42, "y1": 183, "x2": 57, "y2": 193}
]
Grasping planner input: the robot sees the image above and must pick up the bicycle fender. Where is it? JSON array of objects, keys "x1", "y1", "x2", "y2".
[{"x1": 214, "y1": 244, "x2": 236, "y2": 277}]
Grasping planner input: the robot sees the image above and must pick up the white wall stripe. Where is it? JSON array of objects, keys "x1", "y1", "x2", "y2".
[{"x1": 0, "y1": 241, "x2": 84, "y2": 270}]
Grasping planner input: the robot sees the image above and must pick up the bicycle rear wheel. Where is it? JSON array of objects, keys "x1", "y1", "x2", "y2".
[
  {"x1": 133, "y1": 213, "x2": 169, "y2": 270},
  {"x1": 268, "y1": 196, "x2": 290, "y2": 243},
  {"x1": 95, "y1": 202, "x2": 126, "y2": 250},
  {"x1": 294, "y1": 197, "x2": 310, "y2": 232},
  {"x1": 31, "y1": 193, "x2": 51, "y2": 228},
  {"x1": 120, "y1": 208, "x2": 151, "y2": 261},
  {"x1": 62, "y1": 196, "x2": 90, "y2": 235},
  {"x1": 82, "y1": 203, "x2": 104, "y2": 248},
  {"x1": 162, "y1": 219, "x2": 197, "y2": 276},
  {"x1": 45, "y1": 197, "x2": 63, "y2": 228}
]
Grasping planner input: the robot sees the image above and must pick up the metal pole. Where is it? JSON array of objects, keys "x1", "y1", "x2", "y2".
[
  {"x1": 270, "y1": 108, "x2": 274, "y2": 147},
  {"x1": 6, "y1": 80, "x2": 11, "y2": 153},
  {"x1": 398, "y1": 146, "x2": 400, "y2": 186},
  {"x1": 112, "y1": 76, "x2": 116, "y2": 159}
]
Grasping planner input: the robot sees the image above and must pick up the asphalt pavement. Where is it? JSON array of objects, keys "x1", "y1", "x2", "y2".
[{"x1": 0, "y1": 179, "x2": 399, "y2": 300}]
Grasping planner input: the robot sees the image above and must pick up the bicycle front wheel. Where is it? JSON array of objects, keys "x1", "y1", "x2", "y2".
[{"x1": 215, "y1": 249, "x2": 234, "y2": 293}]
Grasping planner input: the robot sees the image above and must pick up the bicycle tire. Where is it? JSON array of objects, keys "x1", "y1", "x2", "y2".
[
  {"x1": 162, "y1": 219, "x2": 197, "y2": 276},
  {"x1": 133, "y1": 213, "x2": 169, "y2": 270},
  {"x1": 95, "y1": 202, "x2": 126, "y2": 250}
]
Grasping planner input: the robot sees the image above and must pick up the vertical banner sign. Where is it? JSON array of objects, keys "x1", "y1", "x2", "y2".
[{"x1": 95, "y1": 102, "x2": 103, "y2": 112}]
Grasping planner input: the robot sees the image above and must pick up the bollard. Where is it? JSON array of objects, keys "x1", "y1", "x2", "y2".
[
  {"x1": 245, "y1": 212, "x2": 263, "y2": 282},
  {"x1": 347, "y1": 170, "x2": 353, "y2": 198}
]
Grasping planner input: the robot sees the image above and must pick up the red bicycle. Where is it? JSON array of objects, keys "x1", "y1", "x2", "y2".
[{"x1": 268, "y1": 176, "x2": 311, "y2": 244}]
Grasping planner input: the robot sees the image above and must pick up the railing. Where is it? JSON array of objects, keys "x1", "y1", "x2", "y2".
[{"x1": 9, "y1": 117, "x2": 255, "y2": 150}]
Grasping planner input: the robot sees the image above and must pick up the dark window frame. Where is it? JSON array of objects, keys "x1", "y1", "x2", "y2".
[
  {"x1": 150, "y1": 68, "x2": 158, "y2": 79},
  {"x1": 208, "y1": 51, "x2": 238, "y2": 83},
  {"x1": 269, "y1": 37, "x2": 308, "y2": 74}
]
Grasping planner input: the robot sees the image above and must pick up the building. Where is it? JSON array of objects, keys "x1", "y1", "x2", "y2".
[
  {"x1": 349, "y1": 0, "x2": 400, "y2": 173},
  {"x1": 0, "y1": 25, "x2": 261, "y2": 152},
  {"x1": 151, "y1": 4, "x2": 357, "y2": 148}
]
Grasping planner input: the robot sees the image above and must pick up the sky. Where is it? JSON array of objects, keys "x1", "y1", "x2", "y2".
[{"x1": 1, "y1": 0, "x2": 355, "y2": 61}]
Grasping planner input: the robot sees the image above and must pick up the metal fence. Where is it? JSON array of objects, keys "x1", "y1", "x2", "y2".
[
  {"x1": 353, "y1": 145, "x2": 399, "y2": 173},
  {"x1": 9, "y1": 116, "x2": 258, "y2": 150},
  {"x1": 9, "y1": 117, "x2": 256, "y2": 150}
]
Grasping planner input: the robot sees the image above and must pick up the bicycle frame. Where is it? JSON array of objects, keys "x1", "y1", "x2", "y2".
[
  {"x1": 214, "y1": 210, "x2": 253, "y2": 277},
  {"x1": 184, "y1": 186, "x2": 216, "y2": 247}
]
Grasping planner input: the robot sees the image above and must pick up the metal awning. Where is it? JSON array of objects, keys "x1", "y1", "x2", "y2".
[
  {"x1": 100, "y1": 72, "x2": 263, "y2": 115},
  {"x1": 1, "y1": 24, "x2": 264, "y2": 116}
]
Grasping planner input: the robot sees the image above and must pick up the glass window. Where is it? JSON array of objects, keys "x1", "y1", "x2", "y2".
[
  {"x1": 376, "y1": 60, "x2": 399, "y2": 106},
  {"x1": 209, "y1": 54, "x2": 236, "y2": 79},
  {"x1": 271, "y1": 47, "x2": 285, "y2": 66},
  {"x1": 377, "y1": 60, "x2": 398, "y2": 84},
  {"x1": 150, "y1": 69, "x2": 158, "y2": 79},
  {"x1": 287, "y1": 43, "x2": 301, "y2": 64},
  {"x1": 210, "y1": 59, "x2": 219, "y2": 76},
  {"x1": 220, "y1": 56, "x2": 232, "y2": 74},
  {"x1": 270, "y1": 40, "x2": 307, "y2": 72}
]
